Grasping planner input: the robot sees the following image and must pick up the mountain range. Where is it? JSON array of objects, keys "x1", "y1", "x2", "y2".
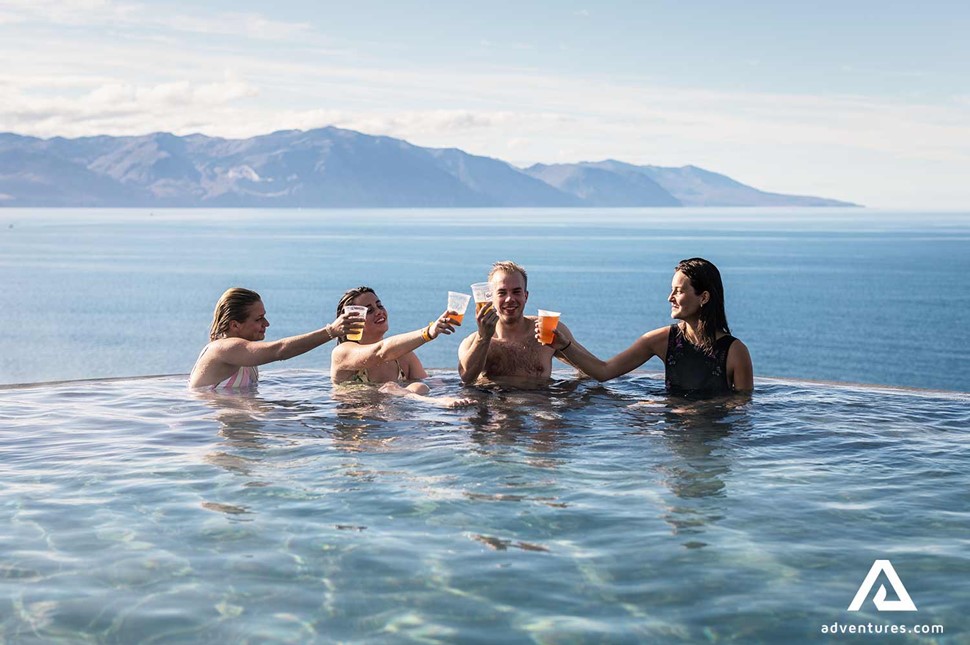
[{"x1": 0, "y1": 128, "x2": 856, "y2": 208}]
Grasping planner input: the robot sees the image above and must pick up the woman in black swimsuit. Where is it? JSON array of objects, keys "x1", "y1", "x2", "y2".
[{"x1": 539, "y1": 258, "x2": 753, "y2": 396}]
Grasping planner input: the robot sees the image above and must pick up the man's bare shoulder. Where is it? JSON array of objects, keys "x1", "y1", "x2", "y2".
[{"x1": 458, "y1": 332, "x2": 481, "y2": 352}]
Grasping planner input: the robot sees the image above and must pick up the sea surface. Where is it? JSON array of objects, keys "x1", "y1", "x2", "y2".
[
  {"x1": 2, "y1": 208, "x2": 968, "y2": 643},
  {"x1": 1, "y1": 370, "x2": 967, "y2": 642},
  {"x1": 1, "y1": 207, "x2": 968, "y2": 391}
]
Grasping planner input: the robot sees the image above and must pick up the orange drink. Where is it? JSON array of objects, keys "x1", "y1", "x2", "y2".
[
  {"x1": 471, "y1": 282, "x2": 491, "y2": 314},
  {"x1": 447, "y1": 291, "x2": 470, "y2": 325},
  {"x1": 537, "y1": 309, "x2": 560, "y2": 345}
]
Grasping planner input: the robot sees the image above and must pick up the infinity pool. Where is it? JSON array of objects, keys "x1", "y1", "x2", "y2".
[{"x1": 1, "y1": 371, "x2": 967, "y2": 643}]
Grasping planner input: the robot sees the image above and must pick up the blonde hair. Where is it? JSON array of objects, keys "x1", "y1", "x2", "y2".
[
  {"x1": 487, "y1": 260, "x2": 528, "y2": 290},
  {"x1": 209, "y1": 287, "x2": 262, "y2": 341}
]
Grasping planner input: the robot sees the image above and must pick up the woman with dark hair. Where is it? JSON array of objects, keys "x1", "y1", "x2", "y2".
[
  {"x1": 331, "y1": 286, "x2": 472, "y2": 407},
  {"x1": 539, "y1": 258, "x2": 753, "y2": 396},
  {"x1": 189, "y1": 287, "x2": 363, "y2": 390}
]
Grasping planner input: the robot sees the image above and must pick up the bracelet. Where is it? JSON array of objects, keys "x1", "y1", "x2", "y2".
[
  {"x1": 421, "y1": 323, "x2": 434, "y2": 342},
  {"x1": 560, "y1": 340, "x2": 572, "y2": 352},
  {"x1": 323, "y1": 325, "x2": 333, "y2": 342}
]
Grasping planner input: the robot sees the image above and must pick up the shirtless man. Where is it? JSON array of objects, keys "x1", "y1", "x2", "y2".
[{"x1": 458, "y1": 261, "x2": 573, "y2": 386}]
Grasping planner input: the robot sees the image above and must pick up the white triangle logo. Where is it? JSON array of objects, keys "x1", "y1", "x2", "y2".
[{"x1": 847, "y1": 560, "x2": 917, "y2": 612}]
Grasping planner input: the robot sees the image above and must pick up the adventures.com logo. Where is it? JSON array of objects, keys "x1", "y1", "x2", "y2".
[
  {"x1": 820, "y1": 559, "x2": 944, "y2": 637},
  {"x1": 847, "y1": 560, "x2": 917, "y2": 612}
]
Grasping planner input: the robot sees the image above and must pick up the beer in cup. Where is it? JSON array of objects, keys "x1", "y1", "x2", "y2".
[
  {"x1": 342, "y1": 305, "x2": 367, "y2": 341},
  {"x1": 537, "y1": 309, "x2": 561, "y2": 345},
  {"x1": 470, "y1": 282, "x2": 492, "y2": 314},
  {"x1": 447, "y1": 291, "x2": 471, "y2": 324}
]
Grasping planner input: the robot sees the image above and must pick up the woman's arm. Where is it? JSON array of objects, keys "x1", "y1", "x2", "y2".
[
  {"x1": 727, "y1": 340, "x2": 754, "y2": 393},
  {"x1": 210, "y1": 309, "x2": 363, "y2": 367},
  {"x1": 405, "y1": 353, "x2": 429, "y2": 380},
  {"x1": 333, "y1": 311, "x2": 455, "y2": 372},
  {"x1": 546, "y1": 324, "x2": 668, "y2": 382}
]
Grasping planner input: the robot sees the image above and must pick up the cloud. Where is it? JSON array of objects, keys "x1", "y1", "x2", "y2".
[
  {"x1": 2, "y1": 76, "x2": 260, "y2": 136},
  {"x1": 0, "y1": 0, "x2": 312, "y2": 40}
]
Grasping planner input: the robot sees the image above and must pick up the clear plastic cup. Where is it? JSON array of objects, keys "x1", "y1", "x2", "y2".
[
  {"x1": 342, "y1": 305, "x2": 367, "y2": 341},
  {"x1": 446, "y1": 292, "x2": 471, "y2": 324},
  {"x1": 470, "y1": 282, "x2": 492, "y2": 315},
  {"x1": 537, "y1": 309, "x2": 561, "y2": 345}
]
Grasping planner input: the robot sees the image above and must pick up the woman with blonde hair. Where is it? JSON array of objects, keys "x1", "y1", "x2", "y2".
[{"x1": 190, "y1": 287, "x2": 363, "y2": 390}]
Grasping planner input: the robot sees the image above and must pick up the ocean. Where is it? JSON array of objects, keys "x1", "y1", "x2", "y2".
[
  {"x1": 2, "y1": 207, "x2": 969, "y2": 642},
  {"x1": 1, "y1": 207, "x2": 967, "y2": 391}
]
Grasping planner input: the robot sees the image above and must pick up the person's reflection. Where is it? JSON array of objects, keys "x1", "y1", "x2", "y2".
[
  {"x1": 464, "y1": 380, "x2": 581, "y2": 459},
  {"x1": 326, "y1": 385, "x2": 421, "y2": 452},
  {"x1": 628, "y1": 391, "x2": 753, "y2": 548},
  {"x1": 190, "y1": 389, "x2": 275, "y2": 475},
  {"x1": 188, "y1": 389, "x2": 280, "y2": 519}
]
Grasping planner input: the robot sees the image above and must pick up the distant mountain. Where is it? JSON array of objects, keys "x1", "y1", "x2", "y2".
[
  {"x1": 523, "y1": 162, "x2": 680, "y2": 207},
  {"x1": 579, "y1": 160, "x2": 852, "y2": 207},
  {"x1": 0, "y1": 128, "x2": 858, "y2": 207}
]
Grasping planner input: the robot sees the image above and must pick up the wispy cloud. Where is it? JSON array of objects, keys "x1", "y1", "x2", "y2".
[
  {"x1": 0, "y1": 0, "x2": 312, "y2": 40},
  {"x1": 3, "y1": 75, "x2": 259, "y2": 136}
]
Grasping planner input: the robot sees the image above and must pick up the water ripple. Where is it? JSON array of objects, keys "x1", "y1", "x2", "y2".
[{"x1": 0, "y1": 370, "x2": 967, "y2": 642}]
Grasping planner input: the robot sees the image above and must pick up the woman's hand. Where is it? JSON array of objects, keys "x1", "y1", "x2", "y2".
[
  {"x1": 328, "y1": 309, "x2": 365, "y2": 340},
  {"x1": 428, "y1": 310, "x2": 457, "y2": 340},
  {"x1": 535, "y1": 319, "x2": 573, "y2": 351}
]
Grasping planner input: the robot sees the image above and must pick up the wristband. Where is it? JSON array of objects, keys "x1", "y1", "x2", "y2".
[
  {"x1": 422, "y1": 323, "x2": 434, "y2": 342},
  {"x1": 560, "y1": 340, "x2": 572, "y2": 352}
]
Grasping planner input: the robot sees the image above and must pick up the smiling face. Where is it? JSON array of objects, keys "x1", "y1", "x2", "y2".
[
  {"x1": 351, "y1": 291, "x2": 389, "y2": 339},
  {"x1": 489, "y1": 270, "x2": 528, "y2": 324},
  {"x1": 669, "y1": 270, "x2": 708, "y2": 321},
  {"x1": 231, "y1": 300, "x2": 269, "y2": 341}
]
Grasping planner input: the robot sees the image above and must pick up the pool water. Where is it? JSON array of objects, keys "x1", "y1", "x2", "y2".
[{"x1": 1, "y1": 370, "x2": 967, "y2": 643}]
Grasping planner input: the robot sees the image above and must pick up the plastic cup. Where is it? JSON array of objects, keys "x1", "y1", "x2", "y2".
[
  {"x1": 537, "y1": 309, "x2": 560, "y2": 345},
  {"x1": 342, "y1": 305, "x2": 367, "y2": 341},
  {"x1": 447, "y1": 291, "x2": 471, "y2": 324},
  {"x1": 470, "y1": 282, "x2": 492, "y2": 314}
]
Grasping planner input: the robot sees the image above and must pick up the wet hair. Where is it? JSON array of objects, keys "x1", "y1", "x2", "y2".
[
  {"x1": 675, "y1": 258, "x2": 730, "y2": 354},
  {"x1": 209, "y1": 287, "x2": 262, "y2": 341},
  {"x1": 488, "y1": 260, "x2": 528, "y2": 290},
  {"x1": 335, "y1": 286, "x2": 376, "y2": 344}
]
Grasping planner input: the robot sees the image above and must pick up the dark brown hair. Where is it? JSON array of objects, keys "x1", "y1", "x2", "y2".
[
  {"x1": 335, "y1": 286, "x2": 376, "y2": 344},
  {"x1": 675, "y1": 258, "x2": 730, "y2": 354}
]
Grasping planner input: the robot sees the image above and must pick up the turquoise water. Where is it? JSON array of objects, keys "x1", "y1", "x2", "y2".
[
  {"x1": 1, "y1": 208, "x2": 968, "y2": 391},
  {"x1": 1, "y1": 371, "x2": 967, "y2": 642}
]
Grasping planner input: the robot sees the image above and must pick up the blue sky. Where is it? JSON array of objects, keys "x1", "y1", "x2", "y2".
[{"x1": 2, "y1": 0, "x2": 968, "y2": 207}]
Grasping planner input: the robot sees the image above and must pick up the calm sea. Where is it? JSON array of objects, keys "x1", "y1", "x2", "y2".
[{"x1": 1, "y1": 207, "x2": 968, "y2": 390}]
